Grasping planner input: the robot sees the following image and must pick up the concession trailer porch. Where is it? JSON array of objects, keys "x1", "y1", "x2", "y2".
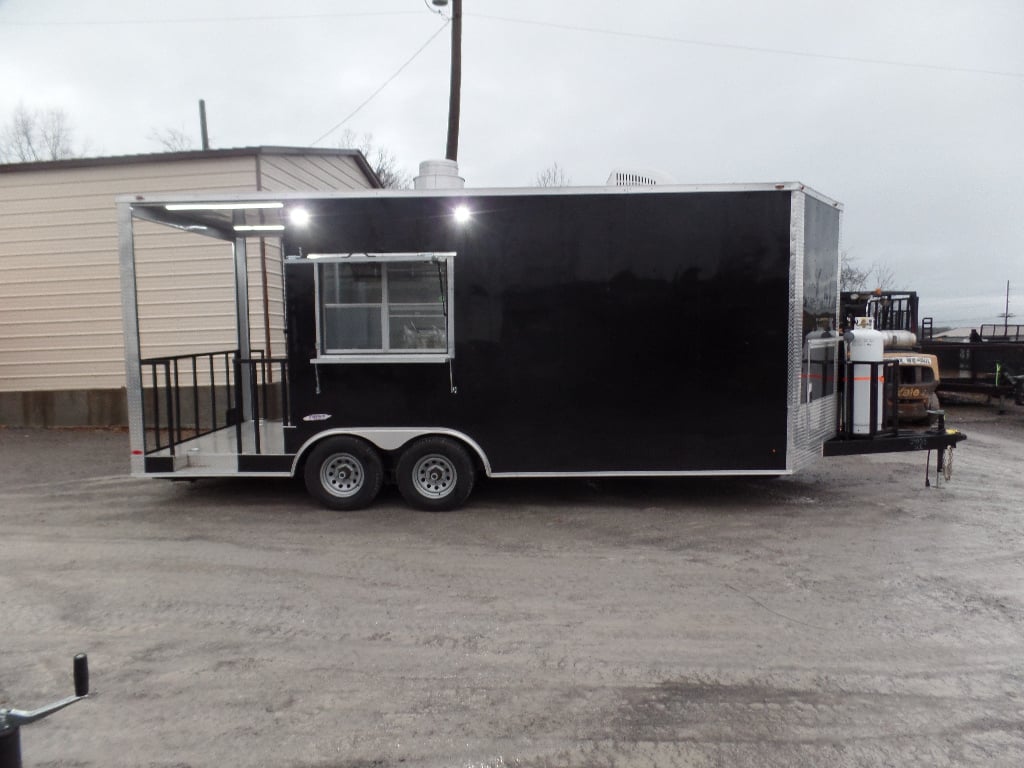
[{"x1": 117, "y1": 183, "x2": 964, "y2": 510}]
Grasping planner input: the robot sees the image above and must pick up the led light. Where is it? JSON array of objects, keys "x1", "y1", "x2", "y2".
[
  {"x1": 165, "y1": 202, "x2": 284, "y2": 211},
  {"x1": 289, "y1": 207, "x2": 311, "y2": 226},
  {"x1": 453, "y1": 205, "x2": 471, "y2": 223},
  {"x1": 234, "y1": 224, "x2": 285, "y2": 232}
]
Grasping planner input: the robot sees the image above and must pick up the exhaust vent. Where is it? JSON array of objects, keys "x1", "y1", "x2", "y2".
[
  {"x1": 414, "y1": 159, "x2": 465, "y2": 190},
  {"x1": 606, "y1": 168, "x2": 675, "y2": 187}
]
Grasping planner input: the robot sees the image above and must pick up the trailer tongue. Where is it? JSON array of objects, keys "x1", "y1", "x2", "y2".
[{"x1": 118, "y1": 183, "x2": 965, "y2": 510}]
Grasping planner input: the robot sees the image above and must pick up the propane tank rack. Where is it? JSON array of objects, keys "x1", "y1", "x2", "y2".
[
  {"x1": 837, "y1": 358, "x2": 900, "y2": 439},
  {"x1": 824, "y1": 356, "x2": 965, "y2": 459}
]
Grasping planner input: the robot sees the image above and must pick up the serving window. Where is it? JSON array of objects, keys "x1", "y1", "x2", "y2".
[{"x1": 312, "y1": 253, "x2": 454, "y2": 363}]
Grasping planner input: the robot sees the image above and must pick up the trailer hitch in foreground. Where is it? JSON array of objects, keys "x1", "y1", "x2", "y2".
[{"x1": 0, "y1": 654, "x2": 89, "y2": 768}]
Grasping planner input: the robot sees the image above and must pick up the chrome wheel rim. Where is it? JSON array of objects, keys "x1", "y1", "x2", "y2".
[
  {"x1": 320, "y1": 453, "x2": 364, "y2": 498},
  {"x1": 412, "y1": 454, "x2": 457, "y2": 499}
]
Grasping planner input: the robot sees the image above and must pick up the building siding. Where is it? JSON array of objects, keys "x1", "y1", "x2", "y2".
[
  {"x1": 258, "y1": 153, "x2": 371, "y2": 193},
  {"x1": 0, "y1": 148, "x2": 377, "y2": 425},
  {"x1": 0, "y1": 157, "x2": 257, "y2": 394}
]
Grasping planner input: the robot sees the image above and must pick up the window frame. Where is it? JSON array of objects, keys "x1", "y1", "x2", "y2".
[
  {"x1": 802, "y1": 336, "x2": 839, "y2": 404},
  {"x1": 311, "y1": 252, "x2": 455, "y2": 364}
]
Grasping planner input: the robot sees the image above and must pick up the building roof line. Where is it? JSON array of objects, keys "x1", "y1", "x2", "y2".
[{"x1": 0, "y1": 146, "x2": 383, "y2": 188}]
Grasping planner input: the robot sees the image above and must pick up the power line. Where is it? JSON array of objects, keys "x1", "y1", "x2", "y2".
[
  {"x1": 5, "y1": 7, "x2": 1018, "y2": 79},
  {"x1": 471, "y1": 13, "x2": 1024, "y2": 80},
  {"x1": 310, "y1": 21, "x2": 450, "y2": 147},
  {"x1": 0, "y1": 11, "x2": 422, "y2": 26}
]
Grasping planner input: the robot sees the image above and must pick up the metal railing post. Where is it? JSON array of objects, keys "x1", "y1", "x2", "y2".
[
  {"x1": 233, "y1": 354, "x2": 243, "y2": 453},
  {"x1": 191, "y1": 358, "x2": 200, "y2": 437},
  {"x1": 280, "y1": 360, "x2": 291, "y2": 426},
  {"x1": 163, "y1": 364, "x2": 175, "y2": 457},
  {"x1": 149, "y1": 366, "x2": 160, "y2": 452},
  {"x1": 209, "y1": 353, "x2": 218, "y2": 431},
  {"x1": 249, "y1": 356, "x2": 262, "y2": 455}
]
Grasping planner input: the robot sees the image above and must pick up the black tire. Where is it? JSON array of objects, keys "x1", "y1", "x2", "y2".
[
  {"x1": 396, "y1": 436, "x2": 476, "y2": 511},
  {"x1": 303, "y1": 436, "x2": 384, "y2": 510}
]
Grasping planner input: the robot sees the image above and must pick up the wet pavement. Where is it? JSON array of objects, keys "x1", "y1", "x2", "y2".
[{"x1": 1, "y1": 404, "x2": 1023, "y2": 767}]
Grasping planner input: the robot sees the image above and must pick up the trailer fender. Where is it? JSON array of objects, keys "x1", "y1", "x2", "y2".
[{"x1": 291, "y1": 428, "x2": 493, "y2": 477}]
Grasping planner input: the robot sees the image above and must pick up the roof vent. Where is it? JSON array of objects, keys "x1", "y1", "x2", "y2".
[
  {"x1": 414, "y1": 159, "x2": 465, "y2": 190},
  {"x1": 606, "y1": 168, "x2": 675, "y2": 187}
]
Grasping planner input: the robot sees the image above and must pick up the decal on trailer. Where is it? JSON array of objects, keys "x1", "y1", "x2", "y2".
[{"x1": 303, "y1": 414, "x2": 332, "y2": 422}]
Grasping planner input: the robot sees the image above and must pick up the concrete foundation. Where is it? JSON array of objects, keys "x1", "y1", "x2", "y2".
[{"x1": 0, "y1": 389, "x2": 128, "y2": 427}]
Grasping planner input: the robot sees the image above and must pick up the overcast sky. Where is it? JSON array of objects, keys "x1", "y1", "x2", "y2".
[{"x1": 2, "y1": 0, "x2": 1022, "y2": 327}]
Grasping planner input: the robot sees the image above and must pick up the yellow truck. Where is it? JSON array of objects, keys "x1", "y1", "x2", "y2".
[
  {"x1": 841, "y1": 291, "x2": 941, "y2": 424},
  {"x1": 887, "y1": 351, "x2": 941, "y2": 423}
]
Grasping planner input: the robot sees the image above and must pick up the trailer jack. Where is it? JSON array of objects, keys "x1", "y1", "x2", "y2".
[
  {"x1": 0, "y1": 655, "x2": 89, "y2": 768},
  {"x1": 922, "y1": 410, "x2": 954, "y2": 487}
]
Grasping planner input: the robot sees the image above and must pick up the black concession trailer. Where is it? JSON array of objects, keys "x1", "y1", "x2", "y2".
[{"x1": 117, "y1": 183, "x2": 965, "y2": 510}]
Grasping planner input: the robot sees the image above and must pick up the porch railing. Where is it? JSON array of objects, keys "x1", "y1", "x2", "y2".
[
  {"x1": 139, "y1": 349, "x2": 290, "y2": 457},
  {"x1": 233, "y1": 352, "x2": 292, "y2": 456}
]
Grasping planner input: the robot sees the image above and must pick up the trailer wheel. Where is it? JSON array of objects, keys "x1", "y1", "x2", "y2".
[
  {"x1": 396, "y1": 437, "x2": 475, "y2": 511},
  {"x1": 304, "y1": 436, "x2": 383, "y2": 510}
]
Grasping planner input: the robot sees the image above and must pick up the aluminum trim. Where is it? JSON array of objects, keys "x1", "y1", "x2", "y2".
[
  {"x1": 133, "y1": 472, "x2": 293, "y2": 479},
  {"x1": 290, "y1": 427, "x2": 493, "y2": 476},
  {"x1": 129, "y1": 203, "x2": 235, "y2": 241},
  {"x1": 488, "y1": 470, "x2": 794, "y2": 478},
  {"x1": 305, "y1": 251, "x2": 457, "y2": 262},
  {"x1": 787, "y1": 193, "x2": 842, "y2": 473},
  {"x1": 786, "y1": 190, "x2": 805, "y2": 471},
  {"x1": 312, "y1": 260, "x2": 323, "y2": 361},
  {"x1": 133, "y1": 468, "x2": 795, "y2": 480},
  {"x1": 311, "y1": 355, "x2": 452, "y2": 365},
  {"x1": 119, "y1": 182, "x2": 840, "y2": 207},
  {"x1": 445, "y1": 255, "x2": 455, "y2": 359},
  {"x1": 234, "y1": 237, "x2": 253, "y2": 422},
  {"x1": 118, "y1": 202, "x2": 145, "y2": 476}
]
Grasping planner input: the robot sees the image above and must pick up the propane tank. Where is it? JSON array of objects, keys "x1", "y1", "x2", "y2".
[
  {"x1": 845, "y1": 317, "x2": 885, "y2": 435},
  {"x1": 880, "y1": 330, "x2": 917, "y2": 350}
]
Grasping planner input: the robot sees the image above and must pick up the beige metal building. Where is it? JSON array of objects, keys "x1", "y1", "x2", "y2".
[{"x1": 0, "y1": 147, "x2": 381, "y2": 426}]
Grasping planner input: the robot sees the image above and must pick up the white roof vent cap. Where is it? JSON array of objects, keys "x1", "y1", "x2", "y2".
[
  {"x1": 414, "y1": 159, "x2": 465, "y2": 189},
  {"x1": 606, "y1": 168, "x2": 675, "y2": 187}
]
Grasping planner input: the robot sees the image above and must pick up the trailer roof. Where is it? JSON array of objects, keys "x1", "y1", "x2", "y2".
[{"x1": 119, "y1": 181, "x2": 841, "y2": 241}]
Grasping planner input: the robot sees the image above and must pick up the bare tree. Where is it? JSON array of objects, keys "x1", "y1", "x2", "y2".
[
  {"x1": 535, "y1": 162, "x2": 571, "y2": 187},
  {"x1": 841, "y1": 254, "x2": 898, "y2": 292},
  {"x1": 148, "y1": 126, "x2": 195, "y2": 152},
  {"x1": 0, "y1": 104, "x2": 82, "y2": 162},
  {"x1": 840, "y1": 254, "x2": 870, "y2": 292},
  {"x1": 337, "y1": 129, "x2": 411, "y2": 189},
  {"x1": 871, "y1": 262, "x2": 897, "y2": 291}
]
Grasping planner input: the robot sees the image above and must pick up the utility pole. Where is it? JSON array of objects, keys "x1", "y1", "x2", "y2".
[
  {"x1": 998, "y1": 280, "x2": 1014, "y2": 335},
  {"x1": 444, "y1": 0, "x2": 462, "y2": 162},
  {"x1": 199, "y1": 99, "x2": 210, "y2": 151}
]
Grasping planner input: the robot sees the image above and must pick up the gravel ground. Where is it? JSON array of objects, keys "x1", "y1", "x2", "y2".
[{"x1": 1, "y1": 403, "x2": 1023, "y2": 767}]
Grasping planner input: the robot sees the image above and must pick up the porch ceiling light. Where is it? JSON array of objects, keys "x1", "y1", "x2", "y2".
[
  {"x1": 234, "y1": 224, "x2": 286, "y2": 232},
  {"x1": 165, "y1": 202, "x2": 285, "y2": 211}
]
